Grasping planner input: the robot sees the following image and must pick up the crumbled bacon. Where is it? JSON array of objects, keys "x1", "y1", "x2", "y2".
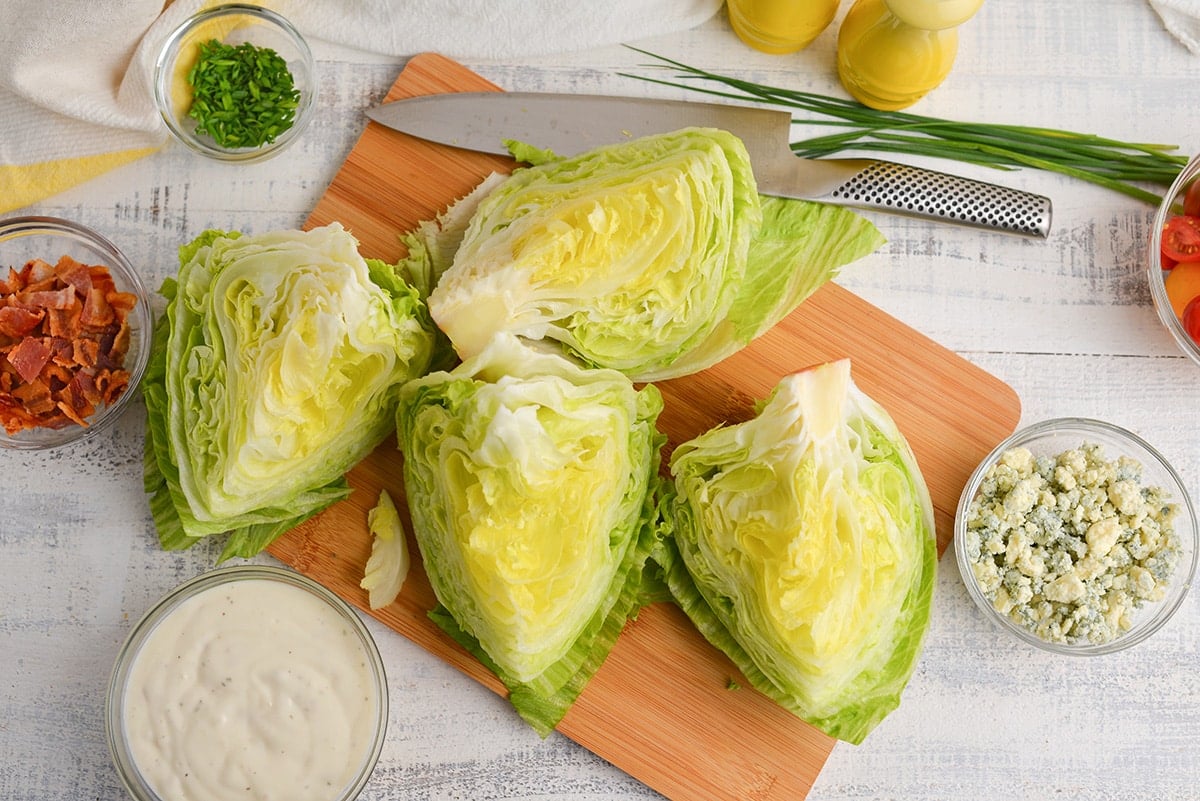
[
  {"x1": 17, "y1": 285, "x2": 76, "y2": 312},
  {"x1": 0, "y1": 267, "x2": 22, "y2": 295},
  {"x1": 25, "y1": 258, "x2": 56, "y2": 286},
  {"x1": 0, "y1": 254, "x2": 138, "y2": 435},
  {"x1": 7, "y1": 336, "x2": 52, "y2": 384},
  {"x1": 81, "y1": 287, "x2": 115, "y2": 327},
  {"x1": 0, "y1": 306, "x2": 43, "y2": 338},
  {"x1": 57, "y1": 258, "x2": 93, "y2": 297}
]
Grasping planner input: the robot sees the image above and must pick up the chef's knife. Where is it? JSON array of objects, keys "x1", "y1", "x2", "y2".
[{"x1": 365, "y1": 92, "x2": 1052, "y2": 238}]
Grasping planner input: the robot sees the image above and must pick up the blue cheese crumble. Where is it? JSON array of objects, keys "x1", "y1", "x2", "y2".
[{"x1": 963, "y1": 442, "x2": 1182, "y2": 645}]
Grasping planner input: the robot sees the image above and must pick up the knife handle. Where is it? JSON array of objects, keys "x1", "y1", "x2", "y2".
[{"x1": 824, "y1": 160, "x2": 1052, "y2": 238}]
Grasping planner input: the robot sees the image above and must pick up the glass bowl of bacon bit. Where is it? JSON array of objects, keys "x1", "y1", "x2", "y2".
[{"x1": 0, "y1": 217, "x2": 153, "y2": 450}]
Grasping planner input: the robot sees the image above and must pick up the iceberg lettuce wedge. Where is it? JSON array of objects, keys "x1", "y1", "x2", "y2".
[
  {"x1": 418, "y1": 128, "x2": 884, "y2": 382},
  {"x1": 143, "y1": 223, "x2": 435, "y2": 561},
  {"x1": 660, "y1": 359, "x2": 936, "y2": 744},
  {"x1": 397, "y1": 333, "x2": 664, "y2": 735}
]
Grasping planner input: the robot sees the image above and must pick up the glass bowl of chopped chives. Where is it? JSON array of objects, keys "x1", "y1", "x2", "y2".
[
  {"x1": 954, "y1": 417, "x2": 1197, "y2": 656},
  {"x1": 153, "y1": 3, "x2": 316, "y2": 163}
]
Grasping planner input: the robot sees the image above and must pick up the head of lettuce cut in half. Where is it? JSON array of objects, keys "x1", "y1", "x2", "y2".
[
  {"x1": 405, "y1": 127, "x2": 884, "y2": 383},
  {"x1": 397, "y1": 332, "x2": 664, "y2": 736},
  {"x1": 656, "y1": 359, "x2": 936, "y2": 745},
  {"x1": 143, "y1": 223, "x2": 436, "y2": 562}
]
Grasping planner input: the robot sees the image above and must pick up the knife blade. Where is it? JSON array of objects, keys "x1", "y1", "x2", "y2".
[{"x1": 365, "y1": 92, "x2": 1052, "y2": 238}]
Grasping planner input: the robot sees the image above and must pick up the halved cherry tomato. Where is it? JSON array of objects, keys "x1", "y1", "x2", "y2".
[
  {"x1": 1184, "y1": 296, "x2": 1200, "y2": 344},
  {"x1": 1162, "y1": 215, "x2": 1200, "y2": 263},
  {"x1": 1165, "y1": 260, "x2": 1200, "y2": 316}
]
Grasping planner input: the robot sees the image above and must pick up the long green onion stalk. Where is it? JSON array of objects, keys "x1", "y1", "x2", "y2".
[{"x1": 621, "y1": 48, "x2": 1186, "y2": 205}]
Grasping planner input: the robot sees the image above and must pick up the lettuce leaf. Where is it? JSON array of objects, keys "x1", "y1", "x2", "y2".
[{"x1": 361, "y1": 490, "x2": 411, "y2": 610}]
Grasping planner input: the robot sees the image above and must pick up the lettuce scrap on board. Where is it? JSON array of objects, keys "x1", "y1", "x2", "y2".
[
  {"x1": 398, "y1": 127, "x2": 885, "y2": 382},
  {"x1": 657, "y1": 359, "x2": 936, "y2": 745},
  {"x1": 360, "y1": 489, "x2": 411, "y2": 610},
  {"x1": 143, "y1": 223, "x2": 436, "y2": 561},
  {"x1": 397, "y1": 333, "x2": 664, "y2": 736}
]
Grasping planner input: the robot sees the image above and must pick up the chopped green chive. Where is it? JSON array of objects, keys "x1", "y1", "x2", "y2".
[{"x1": 186, "y1": 38, "x2": 301, "y2": 150}]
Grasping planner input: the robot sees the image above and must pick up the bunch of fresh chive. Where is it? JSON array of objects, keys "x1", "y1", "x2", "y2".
[
  {"x1": 186, "y1": 38, "x2": 300, "y2": 150},
  {"x1": 622, "y1": 48, "x2": 1186, "y2": 205}
]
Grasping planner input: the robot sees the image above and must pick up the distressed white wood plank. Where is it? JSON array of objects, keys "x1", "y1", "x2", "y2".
[{"x1": 3, "y1": 4, "x2": 1200, "y2": 801}]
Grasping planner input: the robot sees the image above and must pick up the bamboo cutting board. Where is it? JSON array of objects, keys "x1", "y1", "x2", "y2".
[{"x1": 267, "y1": 53, "x2": 1022, "y2": 801}]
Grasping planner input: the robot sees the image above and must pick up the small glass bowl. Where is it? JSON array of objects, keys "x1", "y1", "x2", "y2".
[
  {"x1": 153, "y1": 3, "x2": 316, "y2": 163},
  {"x1": 954, "y1": 417, "x2": 1198, "y2": 656},
  {"x1": 0, "y1": 216, "x2": 152, "y2": 450},
  {"x1": 1148, "y1": 151, "x2": 1200, "y2": 367},
  {"x1": 106, "y1": 565, "x2": 388, "y2": 801}
]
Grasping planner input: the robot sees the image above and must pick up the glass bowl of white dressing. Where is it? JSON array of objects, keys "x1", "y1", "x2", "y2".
[{"x1": 106, "y1": 565, "x2": 388, "y2": 801}]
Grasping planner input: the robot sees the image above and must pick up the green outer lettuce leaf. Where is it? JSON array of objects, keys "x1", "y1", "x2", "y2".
[
  {"x1": 397, "y1": 333, "x2": 664, "y2": 735},
  {"x1": 505, "y1": 139, "x2": 559, "y2": 166},
  {"x1": 662, "y1": 359, "x2": 936, "y2": 744},
  {"x1": 143, "y1": 224, "x2": 435, "y2": 560},
  {"x1": 670, "y1": 197, "x2": 886, "y2": 376}
]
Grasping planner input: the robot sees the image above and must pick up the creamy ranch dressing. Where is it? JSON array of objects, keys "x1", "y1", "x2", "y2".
[{"x1": 122, "y1": 578, "x2": 378, "y2": 801}]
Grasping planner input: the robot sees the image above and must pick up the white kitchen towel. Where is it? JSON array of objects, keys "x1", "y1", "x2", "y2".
[
  {"x1": 1149, "y1": 0, "x2": 1200, "y2": 52},
  {"x1": 0, "y1": 0, "x2": 722, "y2": 214}
]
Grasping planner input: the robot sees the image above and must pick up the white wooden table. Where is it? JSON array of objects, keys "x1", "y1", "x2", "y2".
[{"x1": 3, "y1": 3, "x2": 1199, "y2": 799}]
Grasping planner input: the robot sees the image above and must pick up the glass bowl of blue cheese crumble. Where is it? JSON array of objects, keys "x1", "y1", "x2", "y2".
[{"x1": 954, "y1": 418, "x2": 1197, "y2": 655}]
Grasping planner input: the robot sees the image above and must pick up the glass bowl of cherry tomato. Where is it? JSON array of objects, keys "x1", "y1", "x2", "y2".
[{"x1": 1151, "y1": 153, "x2": 1200, "y2": 366}]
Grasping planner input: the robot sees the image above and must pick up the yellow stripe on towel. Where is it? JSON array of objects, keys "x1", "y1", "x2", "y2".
[{"x1": 0, "y1": 147, "x2": 159, "y2": 215}]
